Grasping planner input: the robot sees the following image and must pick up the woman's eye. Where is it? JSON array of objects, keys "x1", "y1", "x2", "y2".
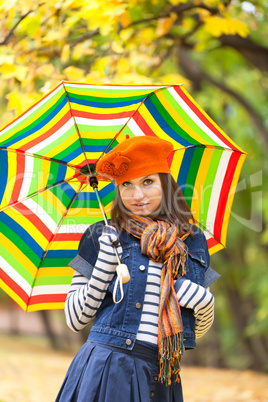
[
  {"x1": 144, "y1": 179, "x2": 153, "y2": 186},
  {"x1": 122, "y1": 181, "x2": 132, "y2": 187}
]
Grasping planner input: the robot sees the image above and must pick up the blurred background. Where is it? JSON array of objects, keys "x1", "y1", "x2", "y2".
[{"x1": 0, "y1": 0, "x2": 267, "y2": 400}]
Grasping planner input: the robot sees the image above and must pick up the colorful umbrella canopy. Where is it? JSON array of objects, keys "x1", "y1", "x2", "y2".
[{"x1": 0, "y1": 82, "x2": 246, "y2": 312}]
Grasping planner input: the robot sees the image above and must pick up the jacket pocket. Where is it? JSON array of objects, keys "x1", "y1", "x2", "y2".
[{"x1": 187, "y1": 250, "x2": 207, "y2": 285}]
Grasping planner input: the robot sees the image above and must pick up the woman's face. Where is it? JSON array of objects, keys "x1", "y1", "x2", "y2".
[{"x1": 118, "y1": 174, "x2": 163, "y2": 217}]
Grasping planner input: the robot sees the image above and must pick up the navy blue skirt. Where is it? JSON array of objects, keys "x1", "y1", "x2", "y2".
[{"x1": 55, "y1": 340, "x2": 183, "y2": 402}]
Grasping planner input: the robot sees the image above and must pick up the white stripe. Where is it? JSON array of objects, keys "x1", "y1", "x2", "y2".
[
  {"x1": 0, "y1": 85, "x2": 64, "y2": 134},
  {"x1": 206, "y1": 151, "x2": 232, "y2": 235},
  {"x1": 0, "y1": 257, "x2": 32, "y2": 296},
  {"x1": 126, "y1": 119, "x2": 146, "y2": 136},
  {"x1": 58, "y1": 224, "x2": 90, "y2": 234},
  {"x1": 168, "y1": 87, "x2": 231, "y2": 149},
  {"x1": 31, "y1": 284, "x2": 70, "y2": 296},
  {"x1": 22, "y1": 198, "x2": 57, "y2": 233},
  {"x1": 18, "y1": 156, "x2": 34, "y2": 200},
  {"x1": 75, "y1": 117, "x2": 129, "y2": 126},
  {"x1": 27, "y1": 118, "x2": 75, "y2": 153}
]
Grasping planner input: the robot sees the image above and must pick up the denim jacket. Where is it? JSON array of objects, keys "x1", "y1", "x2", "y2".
[{"x1": 69, "y1": 220, "x2": 218, "y2": 350}]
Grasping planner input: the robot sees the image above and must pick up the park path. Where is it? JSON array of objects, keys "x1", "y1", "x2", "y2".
[{"x1": 0, "y1": 333, "x2": 267, "y2": 402}]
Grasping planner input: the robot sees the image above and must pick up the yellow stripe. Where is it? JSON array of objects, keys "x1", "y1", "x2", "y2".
[
  {"x1": 0, "y1": 233, "x2": 38, "y2": 278},
  {"x1": 180, "y1": 87, "x2": 246, "y2": 153},
  {"x1": 10, "y1": 104, "x2": 71, "y2": 149},
  {"x1": 43, "y1": 131, "x2": 80, "y2": 159},
  {"x1": 220, "y1": 154, "x2": 247, "y2": 246},
  {"x1": 49, "y1": 241, "x2": 80, "y2": 250},
  {"x1": 169, "y1": 148, "x2": 185, "y2": 180},
  {"x1": 156, "y1": 91, "x2": 212, "y2": 146},
  {"x1": 27, "y1": 302, "x2": 65, "y2": 312},
  {"x1": 190, "y1": 148, "x2": 215, "y2": 218},
  {"x1": 0, "y1": 280, "x2": 27, "y2": 312},
  {"x1": 69, "y1": 102, "x2": 137, "y2": 115},
  {"x1": 209, "y1": 243, "x2": 224, "y2": 256},
  {"x1": 139, "y1": 104, "x2": 182, "y2": 147},
  {"x1": 0, "y1": 152, "x2": 17, "y2": 209},
  {"x1": 36, "y1": 267, "x2": 74, "y2": 277},
  {"x1": 65, "y1": 87, "x2": 155, "y2": 98},
  {"x1": 5, "y1": 208, "x2": 49, "y2": 250},
  {"x1": 37, "y1": 159, "x2": 52, "y2": 191}
]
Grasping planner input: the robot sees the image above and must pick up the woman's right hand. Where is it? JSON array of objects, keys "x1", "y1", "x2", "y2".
[{"x1": 98, "y1": 225, "x2": 123, "y2": 262}]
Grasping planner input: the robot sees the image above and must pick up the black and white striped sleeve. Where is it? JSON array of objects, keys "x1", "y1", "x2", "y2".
[
  {"x1": 176, "y1": 278, "x2": 214, "y2": 338},
  {"x1": 65, "y1": 234, "x2": 122, "y2": 332}
]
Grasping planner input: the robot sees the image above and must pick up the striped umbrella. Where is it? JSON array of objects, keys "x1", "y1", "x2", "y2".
[{"x1": 0, "y1": 82, "x2": 246, "y2": 312}]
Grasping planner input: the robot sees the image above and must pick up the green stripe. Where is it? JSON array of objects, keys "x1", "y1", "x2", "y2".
[
  {"x1": 198, "y1": 149, "x2": 223, "y2": 226},
  {"x1": 161, "y1": 89, "x2": 220, "y2": 146},
  {"x1": 150, "y1": 92, "x2": 200, "y2": 145},
  {"x1": 0, "y1": 223, "x2": 41, "y2": 268},
  {"x1": 78, "y1": 123, "x2": 123, "y2": 133},
  {"x1": 65, "y1": 85, "x2": 159, "y2": 95},
  {"x1": 0, "y1": 91, "x2": 67, "y2": 146},
  {"x1": 35, "y1": 125, "x2": 78, "y2": 157},
  {"x1": 33, "y1": 192, "x2": 62, "y2": 223},
  {"x1": 28, "y1": 157, "x2": 43, "y2": 195},
  {"x1": 184, "y1": 147, "x2": 205, "y2": 207},
  {"x1": 34, "y1": 276, "x2": 73, "y2": 286},
  {"x1": 63, "y1": 215, "x2": 111, "y2": 225},
  {"x1": 40, "y1": 258, "x2": 71, "y2": 267},
  {"x1": 0, "y1": 244, "x2": 35, "y2": 286},
  {"x1": 50, "y1": 186, "x2": 73, "y2": 209},
  {"x1": 0, "y1": 86, "x2": 65, "y2": 141}
]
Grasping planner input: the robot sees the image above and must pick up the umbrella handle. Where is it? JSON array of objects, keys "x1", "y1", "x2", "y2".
[{"x1": 89, "y1": 176, "x2": 131, "y2": 299}]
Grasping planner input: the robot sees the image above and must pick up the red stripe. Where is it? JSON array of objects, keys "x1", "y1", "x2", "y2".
[
  {"x1": 13, "y1": 203, "x2": 53, "y2": 241},
  {"x1": 9, "y1": 153, "x2": 25, "y2": 205},
  {"x1": 72, "y1": 109, "x2": 133, "y2": 120},
  {"x1": 20, "y1": 110, "x2": 73, "y2": 151},
  {"x1": 54, "y1": 233, "x2": 83, "y2": 241},
  {"x1": 28, "y1": 293, "x2": 67, "y2": 305},
  {"x1": 0, "y1": 268, "x2": 29, "y2": 305},
  {"x1": 207, "y1": 237, "x2": 218, "y2": 249},
  {"x1": 213, "y1": 152, "x2": 241, "y2": 241},
  {"x1": 174, "y1": 86, "x2": 238, "y2": 151},
  {"x1": 132, "y1": 112, "x2": 158, "y2": 137},
  {"x1": 0, "y1": 83, "x2": 63, "y2": 132}
]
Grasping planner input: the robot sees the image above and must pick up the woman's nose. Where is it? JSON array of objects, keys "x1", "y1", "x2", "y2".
[{"x1": 132, "y1": 185, "x2": 144, "y2": 199}]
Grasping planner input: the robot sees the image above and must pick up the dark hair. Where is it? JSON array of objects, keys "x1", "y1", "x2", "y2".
[{"x1": 111, "y1": 173, "x2": 195, "y2": 235}]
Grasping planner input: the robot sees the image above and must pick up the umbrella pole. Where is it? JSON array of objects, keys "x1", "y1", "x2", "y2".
[{"x1": 89, "y1": 176, "x2": 122, "y2": 266}]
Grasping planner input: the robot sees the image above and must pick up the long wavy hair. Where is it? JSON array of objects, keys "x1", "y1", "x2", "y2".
[{"x1": 110, "y1": 173, "x2": 195, "y2": 236}]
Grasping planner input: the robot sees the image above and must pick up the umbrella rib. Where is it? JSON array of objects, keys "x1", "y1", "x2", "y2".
[
  {"x1": 93, "y1": 85, "x2": 173, "y2": 167},
  {"x1": 39, "y1": 180, "x2": 85, "y2": 264},
  {"x1": 62, "y1": 82, "x2": 93, "y2": 175},
  {"x1": 28, "y1": 181, "x2": 85, "y2": 308},
  {"x1": 0, "y1": 176, "x2": 82, "y2": 213}
]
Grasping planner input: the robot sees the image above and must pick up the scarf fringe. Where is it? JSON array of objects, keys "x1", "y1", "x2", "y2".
[{"x1": 159, "y1": 332, "x2": 184, "y2": 386}]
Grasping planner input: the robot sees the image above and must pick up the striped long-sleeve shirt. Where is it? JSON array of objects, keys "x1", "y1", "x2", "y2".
[{"x1": 65, "y1": 257, "x2": 214, "y2": 343}]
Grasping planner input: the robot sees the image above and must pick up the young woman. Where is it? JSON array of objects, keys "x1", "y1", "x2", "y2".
[{"x1": 56, "y1": 136, "x2": 218, "y2": 402}]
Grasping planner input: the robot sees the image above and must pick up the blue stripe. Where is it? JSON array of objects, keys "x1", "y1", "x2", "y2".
[
  {"x1": 55, "y1": 163, "x2": 67, "y2": 183},
  {"x1": 0, "y1": 212, "x2": 44, "y2": 258},
  {"x1": 145, "y1": 97, "x2": 192, "y2": 146},
  {"x1": 68, "y1": 95, "x2": 142, "y2": 108},
  {"x1": 177, "y1": 147, "x2": 195, "y2": 195},
  {"x1": 1, "y1": 97, "x2": 68, "y2": 148},
  {"x1": 0, "y1": 150, "x2": 8, "y2": 206},
  {"x1": 46, "y1": 250, "x2": 77, "y2": 258}
]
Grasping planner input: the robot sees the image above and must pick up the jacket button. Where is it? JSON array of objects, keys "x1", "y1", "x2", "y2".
[
  {"x1": 139, "y1": 265, "x2": 145, "y2": 271},
  {"x1": 153, "y1": 376, "x2": 158, "y2": 381},
  {"x1": 136, "y1": 302, "x2": 141, "y2": 309},
  {"x1": 126, "y1": 339, "x2": 132, "y2": 346}
]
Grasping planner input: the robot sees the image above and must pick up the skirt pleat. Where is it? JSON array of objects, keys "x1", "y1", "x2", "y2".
[{"x1": 55, "y1": 340, "x2": 183, "y2": 402}]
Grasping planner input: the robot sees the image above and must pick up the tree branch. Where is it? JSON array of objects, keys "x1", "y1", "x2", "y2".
[{"x1": 178, "y1": 46, "x2": 268, "y2": 152}]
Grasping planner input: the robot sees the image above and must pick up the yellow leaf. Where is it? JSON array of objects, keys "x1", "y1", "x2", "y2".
[
  {"x1": 0, "y1": 55, "x2": 15, "y2": 65},
  {"x1": 203, "y1": 16, "x2": 249, "y2": 38},
  {"x1": 156, "y1": 13, "x2": 177, "y2": 37},
  {"x1": 111, "y1": 41, "x2": 124, "y2": 54},
  {"x1": 119, "y1": 10, "x2": 131, "y2": 28},
  {"x1": 38, "y1": 64, "x2": 55, "y2": 77},
  {"x1": 63, "y1": 66, "x2": 85, "y2": 81},
  {"x1": 61, "y1": 44, "x2": 70, "y2": 64},
  {"x1": 0, "y1": 63, "x2": 28, "y2": 81},
  {"x1": 6, "y1": 91, "x2": 40, "y2": 115}
]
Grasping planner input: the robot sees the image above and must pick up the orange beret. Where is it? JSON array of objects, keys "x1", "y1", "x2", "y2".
[{"x1": 96, "y1": 135, "x2": 173, "y2": 186}]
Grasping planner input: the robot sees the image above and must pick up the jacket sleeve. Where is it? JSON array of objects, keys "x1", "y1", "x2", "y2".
[
  {"x1": 175, "y1": 277, "x2": 214, "y2": 338},
  {"x1": 65, "y1": 228, "x2": 122, "y2": 332}
]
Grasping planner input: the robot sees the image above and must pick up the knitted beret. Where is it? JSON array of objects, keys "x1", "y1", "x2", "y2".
[{"x1": 96, "y1": 135, "x2": 173, "y2": 186}]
